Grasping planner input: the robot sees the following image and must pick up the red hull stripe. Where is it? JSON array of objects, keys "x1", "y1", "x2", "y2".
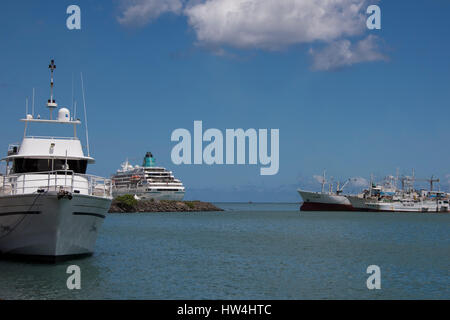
[{"x1": 300, "y1": 202, "x2": 354, "y2": 211}]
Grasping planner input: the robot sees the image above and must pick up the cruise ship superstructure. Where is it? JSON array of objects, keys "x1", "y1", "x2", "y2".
[
  {"x1": 0, "y1": 60, "x2": 112, "y2": 261},
  {"x1": 112, "y1": 152, "x2": 185, "y2": 200}
]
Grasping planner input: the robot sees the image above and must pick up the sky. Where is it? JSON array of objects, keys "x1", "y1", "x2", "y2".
[{"x1": 0, "y1": 0, "x2": 449, "y2": 201}]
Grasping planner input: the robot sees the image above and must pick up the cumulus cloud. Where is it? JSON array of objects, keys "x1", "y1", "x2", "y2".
[
  {"x1": 117, "y1": 0, "x2": 184, "y2": 26},
  {"x1": 185, "y1": 0, "x2": 368, "y2": 50},
  {"x1": 444, "y1": 174, "x2": 450, "y2": 186},
  {"x1": 117, "y1": 0, "x2": 386, "y2": 70},
  {"x1": 313, "y1": 174, "x2": 326, "y2": 184},
  {"x1": 350, "y1": 176, "x2": 368, "y2": 187},
  {"x1": 310, "y1": 35, "x2": 387, "y2": 71}
]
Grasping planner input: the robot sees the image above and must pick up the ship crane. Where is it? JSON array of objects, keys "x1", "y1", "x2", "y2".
[
  {"x1": 401, "y1": 174, "x2": 440, "y2": 192},
  {"x1": 414, "y1": 175, "x2": 440, "y2": 192},
  {"x1": 336, "y1": 178, "x2": 351, "y2": 195},
  {"x1": 400, "y1": 176, "x2": 414, "y2": 192}
]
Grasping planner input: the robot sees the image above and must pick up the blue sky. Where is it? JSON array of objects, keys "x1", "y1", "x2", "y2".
[{"x1": 0, "y1": 0, "x2": 449, "y2": 201}]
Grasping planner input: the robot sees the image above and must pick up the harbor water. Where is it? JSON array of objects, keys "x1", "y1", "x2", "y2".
[{"x1": 0, "y1": 203, "x2": 448, "y2": 299}]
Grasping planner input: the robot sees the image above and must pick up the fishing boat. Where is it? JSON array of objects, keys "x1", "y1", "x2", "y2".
[
  {"x1": 347, "y1": 174, "x2": 449, "y2": 213},
  {"x1": 298, "y1": 171, "x2": 353, "y2": 211}
]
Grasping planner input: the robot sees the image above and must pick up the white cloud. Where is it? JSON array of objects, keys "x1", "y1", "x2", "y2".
[
  {"x1": 185, "y1": 0, "x2": 368, "y2": 50},
  {"x1": 445, "y1": 174, "x2": 450, "y2": 184},
  {"x1": 310, "y1": 35, "x2": 386, "y2": 71},
  {"x1": 117, "y1": 0, "x2": 386, "y2": 70},
  {"x1": 118, "y1": 0, "x2": 183, "y2": 26},
  {"x1": 313, "y1": 174, "x2": 326, "y2": 184},
  {"x1": 350, "y1": 176, "x2": 368, "y2": 187}
]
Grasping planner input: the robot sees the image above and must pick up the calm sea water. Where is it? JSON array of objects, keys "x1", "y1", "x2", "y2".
[{"x1": 0, "y1": 203, "x2": 449, "y2": 300}]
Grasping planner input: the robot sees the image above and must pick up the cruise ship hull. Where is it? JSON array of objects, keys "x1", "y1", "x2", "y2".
[
  {"x1": 0, "y1": 192, "x2": 111, "y2": 261},
  {"x1": 113, "y1": 189, "x2": 185, "y2": 201},
  {"x1": 297, "y1": 190, "x2": 353, "y2": 211}
]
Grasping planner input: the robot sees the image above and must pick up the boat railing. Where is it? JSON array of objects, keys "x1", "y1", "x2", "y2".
[
  {"x1": 25, "y1": 136, "x2": 79, "y2": 141},
  {"x1": 0, "y1": 170, "x2": 112, "y2": 198}
]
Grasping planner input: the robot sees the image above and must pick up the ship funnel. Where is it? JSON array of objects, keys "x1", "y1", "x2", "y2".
[{"x1": 143, "y1": 152, "x2": 155, "y2": 167}]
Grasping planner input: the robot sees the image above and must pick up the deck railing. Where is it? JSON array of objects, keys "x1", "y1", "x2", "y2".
[{"x1": 0, "y1": 170, "x2": 112, "y2": 198}]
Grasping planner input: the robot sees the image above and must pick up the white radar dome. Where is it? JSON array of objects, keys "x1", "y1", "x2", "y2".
[{"x1": 57, "y1": 107, "x2": 70, "y2": 122}]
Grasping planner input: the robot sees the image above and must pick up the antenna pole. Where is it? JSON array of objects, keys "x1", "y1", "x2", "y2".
[
  {"x1": 24, "y1": 97, "x2": 29, "y2": 136},
  {"x1": 71, "y1": 73, "x2": 74, "y2": 117},
  {"x1": 50, "y1": 63, "x2": 55, "y2": 102},
  {"x1": 32, "y1": 88, "x2": 35, "y2": 117},
  {"x1": 80, "y1": 72, "x2": 90, "y2": 157},
  {"x1": 47, "y1": 59, "x2": 57, "y2": 120},
  {"x1": 321, "y1": 170, "x2": 326, "y2": 193}
]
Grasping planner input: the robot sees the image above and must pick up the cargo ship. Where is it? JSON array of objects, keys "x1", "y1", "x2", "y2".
[{"x1": 298, "y1": 172, "x2": 353, "y2": 211}]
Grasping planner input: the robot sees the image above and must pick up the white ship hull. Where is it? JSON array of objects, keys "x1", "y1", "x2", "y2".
[
  {"x1": 297, "y1": 189, "x2": 353, "y2": 211},
  {"x1": 0, "y1": 192, "x2": 111, "y2": 261},
  {"x1": 347, "y1": 195, "x2": 449, "y2": 213},
  {"x1": 113, "y1": 188, "x2": 185, "y2": 201}
]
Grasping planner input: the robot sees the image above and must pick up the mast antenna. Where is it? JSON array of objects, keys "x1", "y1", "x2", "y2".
[
  {"x1": 71, "y1": 73, "x2": 74, "y2": 118},
  {"x1": 47, "y1": 59, "x2": 57, "y2": 119},
  {"x1": 80, "y1": 72, "x2": 90, "y2": 157},
  {"x1": 32, "y1": 88, "x2": 35, "y2": 117},
  {"x1": 321, "y1": 170, "x2": 326, "y2": 193}
]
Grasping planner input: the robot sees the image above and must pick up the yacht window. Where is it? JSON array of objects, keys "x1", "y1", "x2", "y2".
[{"x1": 12, "y1": 158, "x2": 88, "y2": 174}]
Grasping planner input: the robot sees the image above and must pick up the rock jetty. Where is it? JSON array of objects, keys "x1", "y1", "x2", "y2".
[{"x1": 108, "y1": 195, "x2": 223, "y2": 213}]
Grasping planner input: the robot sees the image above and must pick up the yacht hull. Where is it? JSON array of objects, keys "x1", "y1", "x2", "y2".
[
  {"x1": 0, "y1": 192, "x2": 111, "y2": 260},
  {"x1": 297, "y1": 190, "x2": 354, "y2": 211}
]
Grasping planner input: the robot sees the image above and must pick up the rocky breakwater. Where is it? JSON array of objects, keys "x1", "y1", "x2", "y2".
[{"x1": 108, "y1": 195, "x2": 223, "y2": 213}]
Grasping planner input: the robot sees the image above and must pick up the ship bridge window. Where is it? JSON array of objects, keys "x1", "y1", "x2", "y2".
[{"x1": 12, "y1": 158, "x2": 88, "y2": 174}]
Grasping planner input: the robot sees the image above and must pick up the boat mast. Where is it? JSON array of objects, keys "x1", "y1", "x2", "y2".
[
  {"x1": 23, "y1": 98, "x2": 28, "y2": 137},
  {"x1": 47, "y1": 59, "x2": 57, "y2": 120},
  {"x1": 80, "y1": 72, "x2": 90, "y2": 157},
  {"x1": 369, "y1": 173, "x2": 374, "y2": 197},
  {"x1": 32, "y1": 88, "x2": 35, "y2": 117},
  {"x1": 321, "y1": 170, "x2": 326, "y2": 193}
]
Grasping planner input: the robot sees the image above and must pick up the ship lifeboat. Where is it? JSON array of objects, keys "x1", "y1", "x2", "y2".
[{"x1": 131, "y1": 175, "x2": 141, "y2": 181}]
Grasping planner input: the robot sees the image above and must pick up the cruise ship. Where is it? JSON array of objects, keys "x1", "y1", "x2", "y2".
[
  {"x1": 0, "y1": 60, "x2": 112, "y2": 261},
  {"x1": 112, "y1": 152, "x2": 185, "y2": 200}
]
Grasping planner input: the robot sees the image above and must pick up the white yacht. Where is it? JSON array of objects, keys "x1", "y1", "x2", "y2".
[
  {"x1": 112, "y1": 152, "x2": 185, "y2": 200},
  {"x1": 0, "y1": 60, "x2": 112, "y2": 261}
]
